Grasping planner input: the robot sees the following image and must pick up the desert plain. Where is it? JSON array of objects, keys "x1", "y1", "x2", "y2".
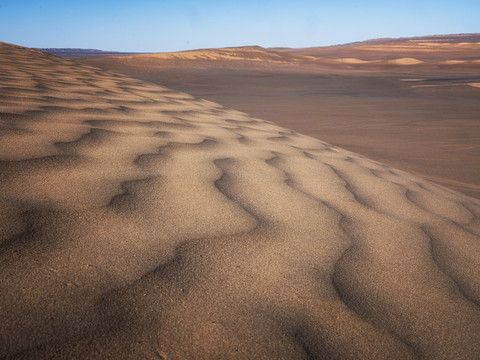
[{"x1": 0, "y1": 35, "x2": 480, "y2": 359}]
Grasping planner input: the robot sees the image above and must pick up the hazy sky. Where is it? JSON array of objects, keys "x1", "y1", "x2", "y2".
[{"x1": 1, "y1": 0, "x2": 479, "y2": 52}]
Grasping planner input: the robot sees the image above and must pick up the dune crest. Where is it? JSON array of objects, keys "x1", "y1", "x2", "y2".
[
  {"x1": 331, "y1": 57, "x2": 425, "y2": 65},
  {"x1": 386, "y1": 57, "x2": 424, "y2": 65},
  {"x1": 1, "y1": 42, "x2": 480, "y2": 359},
  {"x1": 115, "y1": 46, "x2": 319, "y2": 65},
  {"x1": 337, "y1": 57, "x2": 371, "y2": 64}
]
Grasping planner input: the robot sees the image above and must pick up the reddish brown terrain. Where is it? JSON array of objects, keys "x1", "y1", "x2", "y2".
[{"x1": 81, "y1": 34, "x2": 480, "y2": 199}]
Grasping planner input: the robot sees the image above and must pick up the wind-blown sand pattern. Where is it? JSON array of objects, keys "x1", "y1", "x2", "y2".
[{"x1": 1, "y1": 42, "x2": 480, "y2": 359}]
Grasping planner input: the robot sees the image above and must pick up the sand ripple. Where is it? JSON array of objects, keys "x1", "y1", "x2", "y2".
[{"x1": 1, "y1": 42, "x2": 480, "y2": 359}]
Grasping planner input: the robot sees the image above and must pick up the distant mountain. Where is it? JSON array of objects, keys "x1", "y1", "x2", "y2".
[{"x1": 34, "y1": 48, "x2": 148, "y2": 59}]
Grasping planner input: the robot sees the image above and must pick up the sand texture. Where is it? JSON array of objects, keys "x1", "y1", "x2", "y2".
[{"x1": 1, "y1": 42, "x2": 480, "y2": 359}]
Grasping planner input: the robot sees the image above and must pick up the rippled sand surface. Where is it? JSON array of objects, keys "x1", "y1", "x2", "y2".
[{"x1": 1, "y1": 42, "x2": 480, "y2": 359}]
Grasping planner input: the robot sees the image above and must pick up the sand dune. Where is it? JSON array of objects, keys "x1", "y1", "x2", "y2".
[
  {"x1": 1, "y1": 42, "x2": 480, "y2": 359},
  {"x1": 121, "y1": 46, "x2": 318, "y2": 63},
  {"x1": 95, "y1": 46, "x2": 321, "y2": 72},
  {"x1": 333, "y1": 57, "x2": 425, "y2": 65},
  {"x1": 336, "y1": 57, "x2": 370, "y2": 64},
  {"x1": 386, "y1": 57, "x2": 424, "y2": 65},
  {"x1": 84, "y1": 42, "x2": 480, "y2": 71}
]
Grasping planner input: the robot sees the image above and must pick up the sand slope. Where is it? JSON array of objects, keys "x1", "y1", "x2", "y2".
[{"x1": 1, "y1": 42, "x2": 480, "y2": 359}]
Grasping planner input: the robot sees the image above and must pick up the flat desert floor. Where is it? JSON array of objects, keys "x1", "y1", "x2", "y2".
[
  {"x1": 82, "y1": 36, "x2": 480, "y2": 199},
  {"x1": 1, "y1": 42, "x2": 480, "y2": 359}
]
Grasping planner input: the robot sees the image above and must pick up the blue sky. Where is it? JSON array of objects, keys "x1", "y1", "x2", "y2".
[{"x1": 1, "y1": 0, "x2": 479, "y2": 52}]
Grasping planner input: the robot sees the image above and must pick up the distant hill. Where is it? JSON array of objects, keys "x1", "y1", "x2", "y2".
[
  {"x1": 34, "y1": 48, "x2": 148, "y2": 58},
  {"x1": 80, "y1": 33, "x2": 480, "y2": 75},
  {"x1": 340, "y1": 33, "x2": 480, "y2": 46},
  {"x1": 36, "y1": 34, "x2": 480, "y2": 60},
  {"x1": 273, "y1": 33, "x2": 480, "y2": 61}
]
